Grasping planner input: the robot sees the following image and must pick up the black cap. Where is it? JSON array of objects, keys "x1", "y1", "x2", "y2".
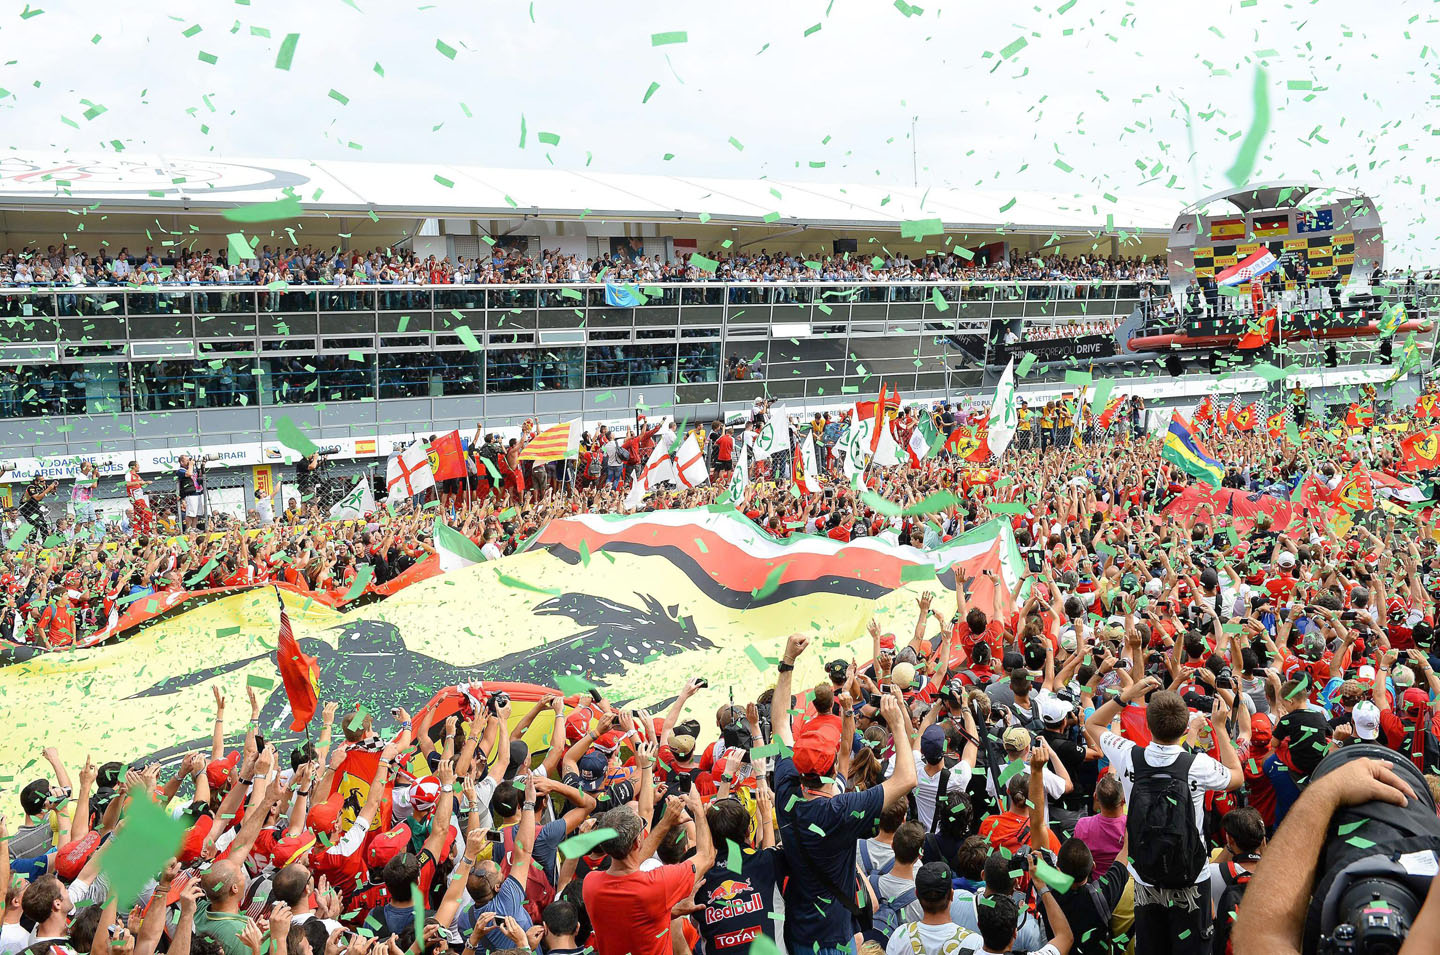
[
  {"x1": 20, "y1": 778, "x2": 49, "y2": 815},
  {"x1": 1001, "y1": 651, "x2": 1025, "y2": 673},
  {"x1": 916, "y1": 861, "x2": 954, "y2": 900}
]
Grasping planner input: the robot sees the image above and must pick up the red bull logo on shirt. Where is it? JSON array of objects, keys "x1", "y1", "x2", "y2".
[{"x1": 704, "y1": 878, "x2": 761, "y2": 924}]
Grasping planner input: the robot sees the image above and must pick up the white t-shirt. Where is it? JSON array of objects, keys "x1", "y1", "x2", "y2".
[
  {"x1": 1205, "y1": 859, "x2": 1258, "y2": 917},
  {"x1": 0, "y1": 924, "x2": 31, "y2": 955},
  {"x1": 911, "y1": 753, "x2": 973, "y2": 829},
  {"x1": 884, "y1": 921, "x2": 982, "y2": 955},
  {"x1": 1098, "y1": 731, "x2": 1233, "y2": 886},
  {"x1": 876, "y1": 872, "x2": 924, "y2": 924}
]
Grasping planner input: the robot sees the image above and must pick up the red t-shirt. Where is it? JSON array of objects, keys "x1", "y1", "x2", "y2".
[
  {"x1": 715, "y1": 432, "x2": 734, "y2": 462},
  {"x1": 979, "y1": 809, "x2": 1062, "y2": 855},
  {"x1": 581, "y1": 862, "x2": 696, "y2": 955}
]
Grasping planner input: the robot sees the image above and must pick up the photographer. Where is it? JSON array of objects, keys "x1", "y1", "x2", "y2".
[{"x1": 1233, "y1": 757, "x2": 1433, "y2": 954}]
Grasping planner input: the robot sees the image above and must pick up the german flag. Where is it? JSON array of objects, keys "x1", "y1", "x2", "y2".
[
  {"x1": 1252, "y1": 214, "x2": 1290, "y2": 237},
  {"x1": 1401, "y1": 428, "x2": 1440, "y2": 472},
  {"x1": 519, "y1": 419, "x2": 582, "y2": 462}
]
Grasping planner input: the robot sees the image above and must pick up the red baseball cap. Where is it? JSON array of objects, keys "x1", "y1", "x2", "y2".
[
  {"x1": 1249, "y1": 714, "x2": 1273, "y2": 749},
  {"x1": 592, "y1": 731, "x2": 623, "y2": 754},
  {"x1": 878, "y1": 634, "x2": 897, "y2": 653},
  {"x1": 272, "y1": 832, "x2": 317, "y2": 868},
  {"x1": 792, "y1": 720, "x2": 842, "y2": 777},
  {"x1": 206, "y1": 752, "x2": 240, "y2": 790},
  {"x1": 365, "y1": 824, "x2": 412, "y2": 871},
  {"x1": 307, "y1": 794, "x2": 343, "y2": 836},
  {"x1": 1403, "y1": 687, "x2": 1430, "y2": 715}
]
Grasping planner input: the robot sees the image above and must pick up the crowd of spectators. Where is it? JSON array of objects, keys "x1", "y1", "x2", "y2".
[
  {"x1": 0, "y1": 244, "x2": 1167, "y2": 290},
  {"x1": 5, "y1": 394, "x2": 1440, "y2": 953}
]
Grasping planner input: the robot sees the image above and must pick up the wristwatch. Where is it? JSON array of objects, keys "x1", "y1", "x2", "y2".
[{"x1": 777, "y1": 661, "x2": 795, "y2": 673}]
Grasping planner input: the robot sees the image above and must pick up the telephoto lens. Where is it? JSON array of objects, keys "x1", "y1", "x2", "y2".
[{"x1": 1306, "y1": 743, "x2": 1440, "y2": 954}]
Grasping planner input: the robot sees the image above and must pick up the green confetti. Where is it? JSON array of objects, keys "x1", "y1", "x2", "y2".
[
  {"x1": 223, "y1": 196, "x2": 303, "y2": 223},
  {"x1": 558, "y1": 828, "x2": 618, "y2": 860},
  {"x1": 651, "y1": 31, "x2": 688, "y2": 46},
  {"x1": 1226, "y1": 66, "x2": 1270, "y2": 185},
  {"x1": 276, "y1": 416, "x2": 320, "y2": 457},
  {"x1": 98, "y1": 794, "x2": 184, "y2": 907},
  {"x1": 274, "y1": 33, "x2": 299, "y2": 70},
  {"x1": 435, "y1": 38, "x2": 457, "y2": 59}
]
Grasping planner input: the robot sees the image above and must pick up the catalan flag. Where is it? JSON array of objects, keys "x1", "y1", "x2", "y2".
[
  {"x1": 518, "y1": 418, "x2": 581, "y2": 462},
  {"x1": 1161, "y1": 411, "x2": 1224, "y2": 487}
]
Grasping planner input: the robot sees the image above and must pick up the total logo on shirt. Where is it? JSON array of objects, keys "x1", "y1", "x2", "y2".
[{"x1": 712, "y1": 926, "x2": 761, "y2": 948}]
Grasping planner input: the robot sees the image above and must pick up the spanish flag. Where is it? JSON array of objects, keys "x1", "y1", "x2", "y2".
[
  {"x1": 1401, "y1": 427, "x2": 1440, "y2": 472},
  {"x1": 518, "y1": 418, "x2": 582, "y2": 462},
  {"x1": 1161, "y1": 412, "x2": 1224, "y2": 487}
]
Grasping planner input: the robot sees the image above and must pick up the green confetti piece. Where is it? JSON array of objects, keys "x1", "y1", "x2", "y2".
[
  {"x1": 98, "y1": 794, "x2": 184, "y2": 907},
  {"x1": 651, "y1": 31, "x2": 688, "y2": 46},
  {"x1": 860, "y1": 489, "x2": 959, "y2": 518},
  {"x1": 751, "y1": 561, "x2": 790, "y2": 600},
  {"x1": 434, "y1": 175, "x2": 454, "y2": 188},
  {"x1": 1000, "y1": 36, "x2": 1028, "y2": 59},
  {"x1": 343, "y1": 563, "x2": 375, "y2": 602},
  {"x1": 223, "y1": 196, "x2": 303, "y2": 223},
  {"x1": 1016, "y1": 352, "x2": 1037, "y2": 376},
  {"x1": 276, "y1": 416, "x2": 319, "y2": 457},
  {"x1": 690, "y1": 254, "x2": 719, "y2": 274},
  {"x1": 246, "y1": 675, "x2": 275, "y2": 691},
  {"x1": 1226, "y1": 66, "x2": 1270, "y2": 185},
  {"x1": 558, "y1": 827, "x2": 618, "y2": 860},
  {"x1": 435, "y1": 38, "x2": 456, "y2": 59},
  {"x1": 274, "y1": 33, "x2": 299, "y2": 70},
  {"x1": 456, "y1": 325, "x2": 482, "y2": 351},
  {"x1": 226, "y1": 231, "x2": 254, "y2": 262},
  {"x1": 197, "y1": 50, "x2": 217, "y2": 65},
  {"x1": 744, "y1": 645, "x2": 770, "y2": 671},
  {"x1": 642, "y1": 81, "x2": 660, "y2": 103},
  {"x1": 328, "y1": 89, "x2": 350, "y2": 106}
]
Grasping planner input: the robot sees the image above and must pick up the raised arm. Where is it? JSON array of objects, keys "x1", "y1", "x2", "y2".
[{"x1": 774, "y1": 633, "x2": 808, "y2": 748}]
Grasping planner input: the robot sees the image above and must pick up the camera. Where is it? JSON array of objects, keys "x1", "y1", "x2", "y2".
[
  {"x1": 319, "y1": 446, "x2": 341, "y2": 456},
  {"x1": 1307, "y1": 744, "x2": 1440, "y2": 954},
  {"x1": 487, "y1": 691, "x2": 511, "y2": 714},
  {"x1": 693, "y1": 677, "x2": 709, "y2": 690}
]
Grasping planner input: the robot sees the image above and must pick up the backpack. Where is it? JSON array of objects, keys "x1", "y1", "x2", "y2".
[
  {"x1": 1126, "y1": 748, "x2": 1207, "y2": 888},
  {"x1": 862, "y1": 869, "x2": 916, "y2": 945},
  {"x1": 585, "y1": 452, "x2": 601, "y2": 479},
  {"x1": 500, "y1": 824, "x2": 556, "y2": 923},
  {"x1": 1213, "y1": 860, "x2": 1253, "y2": 955}
]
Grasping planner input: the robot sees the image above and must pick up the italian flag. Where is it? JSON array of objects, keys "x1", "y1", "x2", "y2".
[{"x1": 434, "y1": 519, "x2": 487, "y2": 571}]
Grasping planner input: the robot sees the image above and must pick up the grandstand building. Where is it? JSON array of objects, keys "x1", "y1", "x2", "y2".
[{"x1": 0, "y1": 155, "x2": 1430, "y2": 517}]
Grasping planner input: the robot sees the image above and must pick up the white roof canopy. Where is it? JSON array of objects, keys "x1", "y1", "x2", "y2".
[{"x1": 0, "y1": 153, "x2": 1177, "y2": 236}]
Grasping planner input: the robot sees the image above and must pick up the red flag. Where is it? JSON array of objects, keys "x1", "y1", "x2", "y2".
[
  {"x1": 1334, "y1": 469, "x2": 1375, "y2": 512},
  {"x1": 1401, "y1": 427, "x2": 1440, "y2": 471},
  {"x1": 1266, "y1": 410, "x2": 1287, "y2": 440},
  {"x1": 1194, "y1": 396, "x2": 1215, "y2": 424},
  {"x1": 1416, "y1": 393, "x2": 1438, "y2": 420},
  {"x1": 1345, "y1": 404, "x2": 1374, "y2": 429},
  {"x1": 1232, "y1": 403, "x2": 1258, "y2": 432},
  {"x1": 274, "y1": 592, "x2": 319, "y2": 731},
  {"x1": 1237, "y1": 308, "x2": 1276, "y2": 350},
  {"x1": 945, "y1": 426, "x2": 990, "y2": 462},
  {"x1": 427, "y1": 430, "x2": 466, "y2": 481},
  {"x1": 868, "y1": 383, "x2": 890, "y2": 454}
]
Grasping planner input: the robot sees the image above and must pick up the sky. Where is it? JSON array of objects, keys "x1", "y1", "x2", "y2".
[{"x1": 2, "y1": 0, "x2": 1438, "y2": 263}]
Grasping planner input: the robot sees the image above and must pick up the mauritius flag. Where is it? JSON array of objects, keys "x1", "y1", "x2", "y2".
[
  {"x1": 1161, "y1": 412, "x2": 1224, "y2": 487},
  {"x1": 1216, "y1": 249, "x2": 1280, "y2": 287}
]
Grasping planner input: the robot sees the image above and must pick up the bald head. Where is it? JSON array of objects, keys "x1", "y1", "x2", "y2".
[{"x1": 204, "y1": 860, "x2": 245, "y2": 910}]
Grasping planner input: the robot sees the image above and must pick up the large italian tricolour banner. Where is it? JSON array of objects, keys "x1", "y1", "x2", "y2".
[{"x1": 0, "y1": 507, "x2": 1021, "y2": 775}]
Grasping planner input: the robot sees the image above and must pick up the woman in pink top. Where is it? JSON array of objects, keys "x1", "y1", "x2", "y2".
[{"x1": 1071, "y1": 774, "x2": 1127, "y2": 876}]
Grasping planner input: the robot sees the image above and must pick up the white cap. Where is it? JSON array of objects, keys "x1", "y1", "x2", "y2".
[
  {"x1": 1037, "y1": 694, "x2": 1072, "y2": 725},
  {"x1": 891, "y1": 661, "x2": 917, "y2": 690},
  {"x1": 1357, "y1": 665, "x2": 1377, "y2": 682},
  {"x1": 1394, "y1": 665, "x2": 1417, "y2": 689},
  {"x1": 1059, "y1": 627, "x2": 1077, "y2": 652},
  {"x1": 1352, "y1": 700, "x2": 1382, "y2": 740},
  {"x1": 1277, "y1": 551, "x2": 1297, "y2": 567},
  {"x1": 1145, "y1": 578, "x2": 1163, "y2": 596}
]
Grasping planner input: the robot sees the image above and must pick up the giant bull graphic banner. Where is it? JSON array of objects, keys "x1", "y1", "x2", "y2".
[{"x1": 0, "y1": 508, "x2": 1022, "y2": 792}]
